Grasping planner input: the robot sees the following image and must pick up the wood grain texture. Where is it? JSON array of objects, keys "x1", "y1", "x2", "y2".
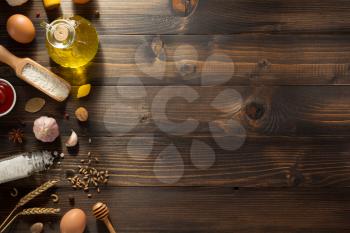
[
  {"x1": 2, "y1": 86, "x2": 350, "y2": 137},
  {"x1": 1, "y1": 135, "x2": 350, "y2": 187},
  {"x1": 1, "y1": 0, "x2": 350, "y2": 232},
  {"x1": 2, "y1": 34, "x2": 350, "y2": 85},
  {"x1": 1, "y1": 85, "x2": 350, "y2": 187},
  {"x1": 3, "y1": 0, "x2": 350, "y2": 34},
  {"x1": 0, "y1": 187, "x2": 349, "y2": 233}
]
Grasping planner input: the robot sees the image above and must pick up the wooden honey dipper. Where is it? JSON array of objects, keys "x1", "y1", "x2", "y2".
[{"x1": 92, "y1": 202, "x2": 117, "y2": 233}]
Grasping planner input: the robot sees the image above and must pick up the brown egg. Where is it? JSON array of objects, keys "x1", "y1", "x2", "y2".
[
  {"x1": 60, "y1": 209, "x2": 86, "y2": 233},
  {"x1": 7, "y1": 14, "x2": 35, "y2": 44}
]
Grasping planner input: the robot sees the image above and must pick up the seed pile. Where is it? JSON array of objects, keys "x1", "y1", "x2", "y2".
[{"x1": 67, "y1": 153, "x2": 109, "y2": 197}]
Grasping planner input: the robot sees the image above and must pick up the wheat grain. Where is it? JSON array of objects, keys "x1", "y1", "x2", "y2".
[
  {"x1": 19, "y1": 208, "x2": 60, "y2": 216},
  {"x1": 0, "y1": 180, "x2": 59, "y2": 232},
  {"x1": 0, "y1": 208, "x2": 60, "y2": 233},
  {"x1": 17, "y1": 180, "x2": 59, "y2": 207}
]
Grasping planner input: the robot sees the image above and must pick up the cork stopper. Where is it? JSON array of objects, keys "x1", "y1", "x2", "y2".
[
  {"x1": 53, "y1": 25, "x2": 69, "y2": 42},
  {"x1": 45, "y1": 19, "x2": 75, "y2": 49}
]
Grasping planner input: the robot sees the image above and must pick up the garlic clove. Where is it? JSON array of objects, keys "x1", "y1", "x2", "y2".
[{"x1": 66, "y1": 130, "x2": 78, "y2": 147}]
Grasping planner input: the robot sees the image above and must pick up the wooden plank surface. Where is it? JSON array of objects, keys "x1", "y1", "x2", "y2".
[
  {"x1": 3, "y1": 34, "x2": 350, "y2": 85},
  {"x1": 2, "y1": 86, "x2": 350, "y2": 136},
  {"x1": 2, "y1": 135, "x2": 350, "y2": 187},
  {"x1": 0, "y1": 187, "x2": 350, "y2": 233},
  {"x1": 1, "y1": 0, "x2": 350, "y2": 232},
  {"x1": 3, "y1": 0, "x2": 350, "y2": 34},
  {"x1": 1, "y1": 86, "x2": 350, "y2": 187}
]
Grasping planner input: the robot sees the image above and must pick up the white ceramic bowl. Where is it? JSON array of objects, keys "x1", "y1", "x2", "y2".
[{"x1": 0, "y1": 79, "x2": 16, "y2": 117}]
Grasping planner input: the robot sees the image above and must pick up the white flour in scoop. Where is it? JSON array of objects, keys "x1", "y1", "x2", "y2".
[{"x1": 22, "y1": 63, "x2": 70, "y2": 100}]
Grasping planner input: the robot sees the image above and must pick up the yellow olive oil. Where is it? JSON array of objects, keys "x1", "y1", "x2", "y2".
[{"x1": 45, "y1": 15, "x2": 99, "y2": 68}]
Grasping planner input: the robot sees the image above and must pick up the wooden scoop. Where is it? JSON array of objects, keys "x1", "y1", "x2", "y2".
[
  {"x1": 0, "y1": 45, "x2": 71, "y2": 102},
  {"x1": 92, "y1": 202, "x2": 117, "y2": 233}
]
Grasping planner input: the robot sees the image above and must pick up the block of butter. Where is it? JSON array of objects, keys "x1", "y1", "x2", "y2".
[{"x1": 43, "y1": 0, "x2": 60, "y2": 9}]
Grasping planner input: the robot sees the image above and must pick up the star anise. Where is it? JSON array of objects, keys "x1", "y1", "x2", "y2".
[{"x1": 8, "y1": 128, "x2": 24, "y2": 144}]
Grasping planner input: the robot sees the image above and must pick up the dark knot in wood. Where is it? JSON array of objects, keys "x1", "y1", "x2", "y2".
[
  {"x1": 172, "y1": 0, "x2": 199, "y2": 17},
  {"x1": 287, "y1": 163, "x2": 304, "y2": 187},
  {"x1": 257, "y1": 59, "x2": 271, "y2": 70},
  {"x1": 179, "y1": 63, "x2": 197, "y2": 76},
  {"x1": 245, "y1": 102, "x2": 265, "y2": 120}
]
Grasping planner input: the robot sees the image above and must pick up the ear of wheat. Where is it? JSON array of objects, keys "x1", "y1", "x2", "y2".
[
  {"x1": 17, "y1": 180, "x2": 59, "y2": 207},
  {"x1": 0, "y1": 208, "x2": 60, "y2": 233},
  {"x1": 0, "y1": 180, "x2": 59, "y2": 232},
  {"x1": 19, "y1": 208, "x2": 61, "y2": 216}
]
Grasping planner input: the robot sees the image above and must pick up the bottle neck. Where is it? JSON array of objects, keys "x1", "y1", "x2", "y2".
[
  {"x1": 29, "y1": 151, "x2": 54, "y2": 171},
  {"x1": 46, "y1": 19, "x2": 76, "y2": 49}
]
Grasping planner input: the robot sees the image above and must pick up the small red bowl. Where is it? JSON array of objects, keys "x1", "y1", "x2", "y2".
[{"x1": 0, "y1": 79, "x2": 16, "y2": 117}]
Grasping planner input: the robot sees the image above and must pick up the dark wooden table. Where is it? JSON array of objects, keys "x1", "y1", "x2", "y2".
[{"x1": 1, "y1": 0, "x2": 350, "y2": 232}]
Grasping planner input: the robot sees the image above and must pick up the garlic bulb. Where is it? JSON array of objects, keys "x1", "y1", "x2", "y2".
[
  {"x1": 66, "y1": 130, "x2": 78, "y2": 147},
  {"x1": 33, "y1": 116, "x2": 60, "y2": 142},
  {"x1": 6, "y1": 0, "x2": 29, "y2": 6}
]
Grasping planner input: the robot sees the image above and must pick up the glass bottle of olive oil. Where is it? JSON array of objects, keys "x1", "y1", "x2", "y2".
[{"x1": 44, "y1": 15, "x2": 99, "y2": 68}]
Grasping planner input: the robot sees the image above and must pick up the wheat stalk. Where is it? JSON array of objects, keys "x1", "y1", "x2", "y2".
[
  {"x1": 17, "y1": 180, "x2": 59, "y2": 207},
  {"x1": 19, "y1": 207, "x2": 61, "y2": 216},
  {"x1": 0, "y1": 180, "x2": 59, "y2": 231},
  {"x1": 1, "y1": 208, "x2": 60, "y2": 233}
]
